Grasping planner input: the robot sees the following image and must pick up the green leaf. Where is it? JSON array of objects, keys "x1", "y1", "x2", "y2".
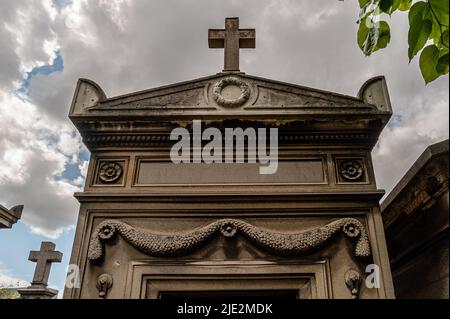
[
  {"x1": 360, "y1": 18, "x2": 381, "y2": 55},
  {"x1": 377, "y1": 21, "x2": 391, "y2": 49},
  {"x1": 389, "y1": 0, "x2": 401, "y2": 14},
  {"x1": 409, "y1": 1, "x2": 428, "y2": 22},
  {"x1": 429, "y1": 0, "x2": 449, "y2": 27},
  {"x1": 420, "y1": 44, "x2": 441, "y2": 83},
  {"x1": 358, "y1": 17, "x2": 391, "y2": 55},
  {"x1": 380, "y1": 0, "x2": 394, "y2": 13},
  {"x1": 408, "y1": 16, "x2": 432, "y2": 61},
  {"x1": 436, "y1": 53, "x2": 449, "y2": 74},
  {"x1": 359, "y1": 0, "x2": 372, "y2": 8},
  {"x1": 430, "y1": 18, "x2": 443, "y2": 43},
  {"x1": 366, "y1": 24, "x2": 380, "y2": 54},
  {"x1": 358, "y1": 17, "x2": 374, "y2": 55},
  {"x1": 358, "y1": 18, "x2": 370, "y2": 52},
  {"x1": 358, "y1": 1, "x2": 377, "y2": 22},
  {"x1": 441, "y1": 29, "x2": 449, "y2": 48},
  {"x1": 399, "y1": 0, "x2": 412, "y2": 11},
  {"x1": 358, "y1": 0, "x2": 383, "y2": 21}
]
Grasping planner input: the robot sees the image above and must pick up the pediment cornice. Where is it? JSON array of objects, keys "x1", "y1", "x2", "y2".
[
  {"x1": 70, "y1": 73, "x2": 391, "y2": 116},
  {"x1": 68, "y1": 73, "x2": 392, "y2": 150}
]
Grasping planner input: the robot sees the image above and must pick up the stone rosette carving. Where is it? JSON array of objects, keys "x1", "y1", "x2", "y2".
[
  {"x1": 98, "y1": 162, "x2": 123, "y2": 183},
  {"x1": 212, "y1": 77, "x2": 250, "y2": 107},
  {"x1": 339, "y1": 159, "x2": 364, "y2": 181},
  {"x1": 88, "y1": 218, "x2": 371, "y2": 263},
  {"x1": 220, "y1": 221, "x2": 237, "y2": 237}
]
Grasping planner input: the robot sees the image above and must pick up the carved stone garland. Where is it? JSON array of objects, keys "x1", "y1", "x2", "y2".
[
  {"x1": 88, "y1": 218, "x2": 371, "y2": 263},
  {"x1": 212, "y1": 77, "x2": 250, "y2": 107}
]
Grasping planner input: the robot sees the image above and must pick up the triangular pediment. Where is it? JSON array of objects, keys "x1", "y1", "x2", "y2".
[{"x1": 69, "y1": 73, "x2": 392, "y2": 119}]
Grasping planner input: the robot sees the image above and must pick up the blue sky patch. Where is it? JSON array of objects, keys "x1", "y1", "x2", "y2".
[
  {"x1": 17, "y1": 50, "x2": 64, "y2": 95},
  {"x1": 387, "y1": 114, "x2": 402, "y2": 128},
  {"x1": 57, "y1": 148, "x2": 90, "y2": 182},
  {"x1": 0, "y1": 221, "x2": 74, "y2": 292},
  {"x1": 52, "y1": 0, "x2": 73, "y2": 11}
]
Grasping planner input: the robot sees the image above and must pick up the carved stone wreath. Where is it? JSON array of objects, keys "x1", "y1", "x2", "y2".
[
  {"x1": 339, "y1": 160, "x2": 364, "y2": 181},
  {"x1": 88, "y1": 218, "x2": 371, "y2": 263},
  {"x1": 212, "y1": 77, "x2": 250, "y2": 107},
  {"x1": 98, "y1": 162, "x2": 123, "y2": 183}
]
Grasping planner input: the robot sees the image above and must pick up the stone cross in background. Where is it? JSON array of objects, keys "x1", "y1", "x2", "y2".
[
  {"x1": 29, "y1": 242, "x2": 63, "y2": 287},
  {"x1": 18, "y1": 241, "x2": 63, "y2": 299},
  {"x1": 208, "y1": 17, "x2": 255, "y2": 72}
]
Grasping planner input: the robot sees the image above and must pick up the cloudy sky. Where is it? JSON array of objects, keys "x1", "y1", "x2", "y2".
[{"x1": 0, "y1": 0, "x2": 448, "y2": 295}]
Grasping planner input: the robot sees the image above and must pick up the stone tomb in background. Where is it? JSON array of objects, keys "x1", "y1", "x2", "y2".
[{"x1": 64, "y1": 18, "x2": 395, "y2": 299}]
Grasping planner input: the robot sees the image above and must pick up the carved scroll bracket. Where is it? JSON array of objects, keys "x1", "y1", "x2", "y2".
[{"x1": 88, "y1": 218, "x2": 371, "y2": 264}]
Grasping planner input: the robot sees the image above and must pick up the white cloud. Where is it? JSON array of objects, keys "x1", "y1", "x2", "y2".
[
  {"x1": 373, "y1": 84, "x2": 449, "y2": 196},
  {"x1": 0, "y1": 263, "x2": 28, "y2": 288},
  {"x1": 0, "y1": 274, "x2": 28, "y2": 288},
  {"x1": 98, "y1": 0, "x2": 131, "y2": 31},
  {"x1": 10, "y1": 2, "x2": 57, "y2": 73},
  {"x1": 78, "y1": 160, "x2": 89, "y2": 178},
  {"x1": 0, "y1": 91, "x2": 82, "y2": 238}
]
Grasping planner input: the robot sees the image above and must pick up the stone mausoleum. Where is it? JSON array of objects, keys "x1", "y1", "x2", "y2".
[
  {"x1": 64, "y1": 17, "x2": 395, "y2": 299},
  {"x1": 382, "y1": 140, "x2": 448, "y2": 298}
]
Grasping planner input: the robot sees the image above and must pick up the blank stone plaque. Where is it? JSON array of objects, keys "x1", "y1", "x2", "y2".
[{"x1": 136, "y1": 160, "x2": 325, "y2": 185}]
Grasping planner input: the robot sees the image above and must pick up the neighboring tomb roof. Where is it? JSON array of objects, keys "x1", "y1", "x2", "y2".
[
  {"x1": 0, "y1": 204, "x2": 23, "y2": 229},
  {"x1": 381, "y1": 139, "x2": 449, "y2": 229}
]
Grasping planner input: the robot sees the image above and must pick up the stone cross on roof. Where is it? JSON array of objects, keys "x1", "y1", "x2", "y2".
[
  {"x1": 208, "y1": 17, "x2": 255, "y2": 72},
  {"x1": 28, "y1": 241, "x2": 62, "y2": 287}
]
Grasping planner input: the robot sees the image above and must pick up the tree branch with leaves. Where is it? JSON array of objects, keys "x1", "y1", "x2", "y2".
[{"x1": 357, "y1": 0, "x2": 449, "y2": 84}]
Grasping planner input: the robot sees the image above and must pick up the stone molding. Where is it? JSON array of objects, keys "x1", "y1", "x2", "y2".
[{"x1": 82, "y1": 131, "x2": 375, "y2": 148}]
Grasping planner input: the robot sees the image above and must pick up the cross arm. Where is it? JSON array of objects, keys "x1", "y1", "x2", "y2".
[
  {"x1": 28, "y1": 251, "x2": 41, "y2": 262},
  {"x1": 47, "y1": 251, "x2": 63, "y2": 262},
  {"x1": 28, "y1": 250, "x2": 63, "y2": 262},
  {"x1": 208, "y1": 29, "x2": 226, "y2": 48},
  {"x1": 238, "y1": 29, "x2": 256, "y2": 48}
]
